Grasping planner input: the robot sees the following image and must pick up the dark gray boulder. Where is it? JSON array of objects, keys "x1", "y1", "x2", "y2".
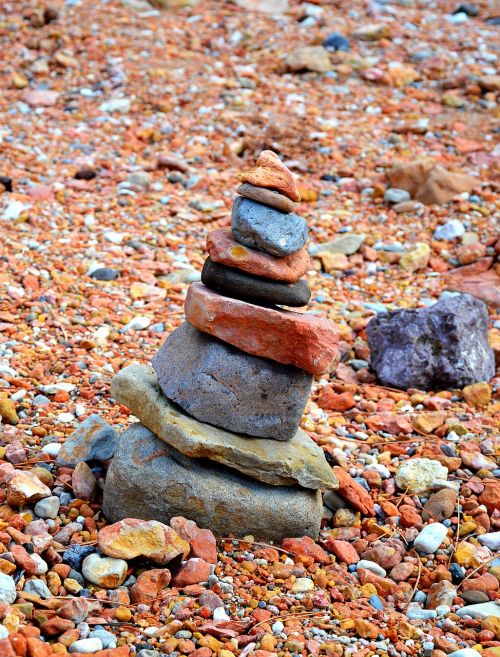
[
  {"x1": 232, "y1": 196, "x2": 308, "y2": 257},
  {"x1": 152, "y1": 322, "x2": 312, "y2": 440},
  {"x1": 201, "y1": 257, "x2": 311, "y2": 307},
  {"x1": 366, "y1": 293, "x2": 495, "y2": 391},
  {"x1": 103, "y1": 423, "x2": 322, "y2": 540},
  {"x1": 57, "y1": 414, "x2": 119, "y2": 466}
]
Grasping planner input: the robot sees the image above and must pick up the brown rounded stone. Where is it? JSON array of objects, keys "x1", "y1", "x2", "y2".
[
  {"x1": 184, "y1": 282, "x2": 339, "y2": 376},
  {"x1": 207, "y1": 228, "x2": 310, "y2": 283},
  {"x1": 237, "y1": 183, "x2": 295, "y2": 213},
  {"x1": 238, "y1": 150, "x2": 301, "y2": 202}
]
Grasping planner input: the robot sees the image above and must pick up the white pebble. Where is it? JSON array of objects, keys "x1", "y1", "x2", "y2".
[
  {"x1": 69, "y1": 638, "x2": 104, "y2": 654},
  {"x1": 357, "y1": 559, "x2": 387, "y2": 577},
  {"x1": 414, "y1": 523, "x2": 448, "y2": 554}
]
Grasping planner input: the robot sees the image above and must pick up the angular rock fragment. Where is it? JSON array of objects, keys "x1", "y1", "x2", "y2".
[
  {"x1": 152, "y1": 322, "x2": 312, "y2": 439},
  {"x1": 238, "y1": 150, "x2": 300, "y2": 202},
  {"x1": 366, "y1": 293, "x2": 495, "y2": 390},
  {"x1": 111, "y1": 364, "x2": 338, "y2": 490},
  {"x1": 103, "y1": 424, "x2": 323, "y2": 540},
  {"x1": 57, "y1": 414, "x2": 119, "y2": 466}
]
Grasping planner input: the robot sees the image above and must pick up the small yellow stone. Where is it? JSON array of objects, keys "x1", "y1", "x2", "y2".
[
  {"x1": 359, "y1": 583, "x2": 377, "y2": 596},
  {"x1": 11, "y1": 73, "x2": 28, "y2": 89},
  {"x1": 340, "y1": 619, "x2": 355, "y2": 630},
  {"x1": 115, "y1": 606, "x2": 132, "y2": 622},
  {"x1": 259, "y1": 635, "x2": 277, "y2": 651},
  {"x1": 0, "y1": 398, "x2": 18, "y2": 425},
  {"x1": 462, "y1": 382, "x2": 491, "y2": 408},
  {"x1": 52, "y1": 645, "x2": 68, "y2": 654},
  {"x1": 0, "y1": 559, "x2": 16, "y2": 575},
  {"x1": 64, "y1": 578, "x2": 83, "y2": 594},
  {"x1": 400, "y1": 244, "x2": 430, "y2": 273}
]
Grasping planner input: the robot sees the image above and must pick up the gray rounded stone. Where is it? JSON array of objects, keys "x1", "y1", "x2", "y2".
[
  {"x1": 237, "y1": 183, "x2": 295, "y2": 213},
  {"x1": 366, "y1": 293, "x2": 495, "y2": 391},
  {"x1": 201, "y1": 257, "x2": 311, "y2": 307},
  {"x1": 232, "y1": 196, "x2": 308, "y2": 257},
  {"x1": 103, "y1": 423, "x2": 323, "y2": 540},
  {"x1": 152, "y1": 322, "x2": 312, "y2": 440}
]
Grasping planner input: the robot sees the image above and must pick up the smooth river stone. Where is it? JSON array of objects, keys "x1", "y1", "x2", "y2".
[
  {"x1": 232, "y1": 197, "x2": 308, "y2": 257},
  {"x1": 238, "y1": 150, "x2": 301, "y2": 202},
  {"x1": 152, "y1": 322, "x2": 312, "y2": 439},
  {"x1": 111, "y1": 364, "x2": 338, "y2": 490},
  {"x1": 237, "y1": 183, "x2": 295, "y2": 213},
  {"x1": 207, "y1": 228, "x2": 310, "y2": 283},
  {"x1": 201, "y1": 257, "x2": 311, "y2": 307},
  {"x1": 184, "y1": 282, "x2": 339, "y2": 376},
  {"x1": 103, "y1": 424, "x2": 323, "y2": 540}
]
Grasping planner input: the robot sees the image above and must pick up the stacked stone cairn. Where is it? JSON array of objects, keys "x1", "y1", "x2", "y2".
[{"x1": 103, "y1": 151, "x2": 340, "y2": 540}]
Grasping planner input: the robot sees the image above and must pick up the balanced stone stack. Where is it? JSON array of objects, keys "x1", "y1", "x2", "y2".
[{"x1": 104, "y1": 151, "x2": 340, "y2": 540}]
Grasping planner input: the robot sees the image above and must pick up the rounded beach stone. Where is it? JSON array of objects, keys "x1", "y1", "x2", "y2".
[
  {"x1": 201, "y1": 257, "x2": 311, "y2": 307},
  {"x1": 207, "y1": 228, "x2": 310, "y2": 283},
  {"x1": 232, "y1": 196, "x2": 308, "y2": 257},
  {"x1": 152, "y1": 322, "x2": 312, "y2": 439},
  {"x1": 184, "y1": 282, "x2": 339, "y2": 376},
  {"x1": 237, "y1": 183, "x2": 295, "y2": 213},
  {"x1": 103, "y1": 423, "x2": 323, "y2": 541}
]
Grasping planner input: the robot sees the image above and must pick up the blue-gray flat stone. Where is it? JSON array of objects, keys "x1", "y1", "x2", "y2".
[
  {"x1": 57, "y1": 414, "x2": 119, "y2": 466},
  {"x1": 152, "y1": 322, "x2": 312, "y2": 440},
  {"x1": 232, "y1": 196, "x2": 308, "y2": 257}
]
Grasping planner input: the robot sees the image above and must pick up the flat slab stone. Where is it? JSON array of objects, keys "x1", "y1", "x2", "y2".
[
  {"x1": 238, "y1": 150, "x2": 301, "y2": 202},
  {"x1": 366, "y1": 293, "x2": 495, "y2": 390},
  {"x1": 185, "y1": 282, "x2": 339, "y2": 376},
  {"x1": 201, "y1": 257, "x2": 311, "y2": 307},
  {"x1": 152, "y1": 323, "x2": 312, "y2": 439},
  {"x1": 237, "y1": 183, "x2": 295, "y2": 213},
  {"x1": 207, "y1": 228, "x2": 310, "y2": 283},
  {"x1": 103, "y1": 424, "x2": 322, "y2": 540},
  {"x1": 111, "y1": 364, "x2": 338, "y2": 490},
  {"x1": 232, "y1": 197, "x2": 308, "y2": 257}
]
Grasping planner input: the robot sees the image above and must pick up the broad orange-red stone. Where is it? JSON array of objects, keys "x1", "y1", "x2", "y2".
[
  {"x1": 207, "y1": 229, "x2": 310, "y2": 284},
  {"x1": 184, "y1": 283, "x2": 339, "y2": 376},
  {"x1": 238, "y1": 150, "x2": 301, "y2": 202}
]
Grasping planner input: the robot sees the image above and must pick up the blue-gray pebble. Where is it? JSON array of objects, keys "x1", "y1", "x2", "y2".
[{"x1": 231, "y1": 197, "x2": 308, "y2": 257}]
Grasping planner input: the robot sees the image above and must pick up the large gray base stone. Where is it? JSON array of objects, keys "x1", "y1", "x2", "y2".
[
  {"x1": 152, "y1": 322, "x2": 312, "y2": 439},
  {"x1": 366, "y1": 293, "x2": 495, "y2": 391},
  {"x1": 103, "y1": 424, "x2": 322, "y2": 540}
]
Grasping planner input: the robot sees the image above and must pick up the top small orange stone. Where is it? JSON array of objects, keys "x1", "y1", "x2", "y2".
[{"x1": 238, "y1": 150, "x2": 301, "y2": 202}]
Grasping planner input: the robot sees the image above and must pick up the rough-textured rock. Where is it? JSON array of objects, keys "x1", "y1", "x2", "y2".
[
  {"x1": 170, "y1": 517, "x2": 217, "y2": 564},
  {"x1": 414, "y1": 523, "x2": 449, "y2": 553},
  {"x1": 232, "y1": 197, "x2": 308, "y2": 257},
  {"x1": 152, "y1": 322, "x2": 312, "y2": 439},
  {"x1": 423, "y1": 488, "x2": 457, "y2": 521},
  {"x1": 98, "y1": 519, "x2": 190, "y2": 564},
  {"x1": 395, "y1": 458, "x2": 448, "y2": 494},
  {"x1": 57, "y1": 414, "x2": 119, "y2": 466},
  {"x1": 81, "y1": 553, "x2": 127, "y2": 589},
  {"x1": 111, "y1": 364, "x2": 338, "y2": 490},
  {"x1": 103, "y1": 424, "x2": 324, "y2": 540},
  {"x1": 185, "y1": 283, "x2": 339, "y2": 376},
  {"x1": 333, "y1": 466, "x2": 375, "y2": 516},
  {"x1": 207, "y1": 228, "x2": 310, "y2": 283},
  {"x1": 309, "y1": 234, "x2": 365, "y2": 256},
  {"x1": 6, "y1": 470, "x2": 51, "y2": 507},
  {"x1": 237, "y1": 183, "x2": 295, "y2": 213},
  {"x1": 130, "y1": 569, "x2": 171, "y2": 604},
  {"x1": 238, "y1": 150, "x2": 300, "y2": 202},
  {"x1": 387, "y1": 159, "x2": 478, "y2": 205},
  {"x1": 201, "y1": 258, "x2": 310, "y2": 308},
  {"x1": 366, "y1": 294, "x2": 495, "y2": 390},
  {"x1": 285, "y1": 46, "x2": 332, "y2": 73}
]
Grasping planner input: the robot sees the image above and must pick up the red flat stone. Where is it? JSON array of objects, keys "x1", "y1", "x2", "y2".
[
  {"x1": 206, "y1": 228, "x2": 310, "y2": 284},
  {"x1": 184, "y1": 283, "x2": 339, "y2": 376}
]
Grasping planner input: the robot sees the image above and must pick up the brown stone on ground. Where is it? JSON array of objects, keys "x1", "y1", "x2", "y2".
[
  {"x1": 445, "y1": 257, "x2": 500, "y2": 306},
  {"x1": 130, "y1": 568, "x2": 171, "y2": 604},
  {"x1": 390, "y1": 562, "x2": 414, "y2": 581},
  {"x1": 185, "y1": 283, "x2": 339, "y2": 376},
  {"x1": 98, "y1": 518, "x2": 190, "y2": 564},
  {"x1": 479, "y1": 479, "x2": 500, "y2": 513},
  {"x1": 171, "y1": 558, "x2": 211, "y2": 587},
  {"x1": 387, "y1": 159, "x2": 478, "y2": 205},
  {"x1": 357, "y1": 568, "x2": 398, "y2": 598},
  {"x1": 332, "y1": 466, "x2": 375, "y2": 516},
  {"x1": 281, "y1": 536, "x2": 329, "y2": 564},
  {"x1": 462, "y1": 573, "x2": 499, "y2": 593},
  {"x1": 316, "y1": 388, "x2": 356, "y2": 412},
  {"x1": 170, "y1": 517, "x2": 217, "y2": 565},
  {"x1": 237, "y1": 183, "x2": 295, "y2": 213},
  {"x1": 365, "y1": 413, "x2": 413, "y2": 435},
  {"x1": 323, "y1": 538, "x2": 359, "y2": 565},
  {"x1": 39, "y1": 618, "x2": 75, "y2": 636},
  {"x1": 361, "y1": 540, "x2": 405, "y2": 569},
  {"x1": 238, "y1": 150, "x2": 300, "y2": 202},
  {"x1": 399, "y1": 504, "x2": 422, "y2": 527},
  {"x1": 207, "y1": 229, "x2": 310, "y2": 283},
  {"x1": 422, "y1": 489, "x2": 457, "y2": 522}
]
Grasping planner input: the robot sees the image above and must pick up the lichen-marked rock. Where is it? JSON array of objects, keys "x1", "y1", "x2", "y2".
[
  {"x1": 366, "y1": 293, "x2": 495, "y2": 390},
  {"x1": 232, "y1": 196, "x2": 308, "y2": 257},
  {"x1": 103, "y1": 424, "x2": 324, "y2": 540},
  {"x1": 111, "y1": 364, "x2": 338, "y2": 490},
  {"x1": 201, "y1": 257, "x2": 311, "y2": 307},
  {"x1": 152, "y1": 322, "x2": 312, "y2": 439},
  {"x1": 207, "y1": 228, "x2": 310, "y2": 283}
]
